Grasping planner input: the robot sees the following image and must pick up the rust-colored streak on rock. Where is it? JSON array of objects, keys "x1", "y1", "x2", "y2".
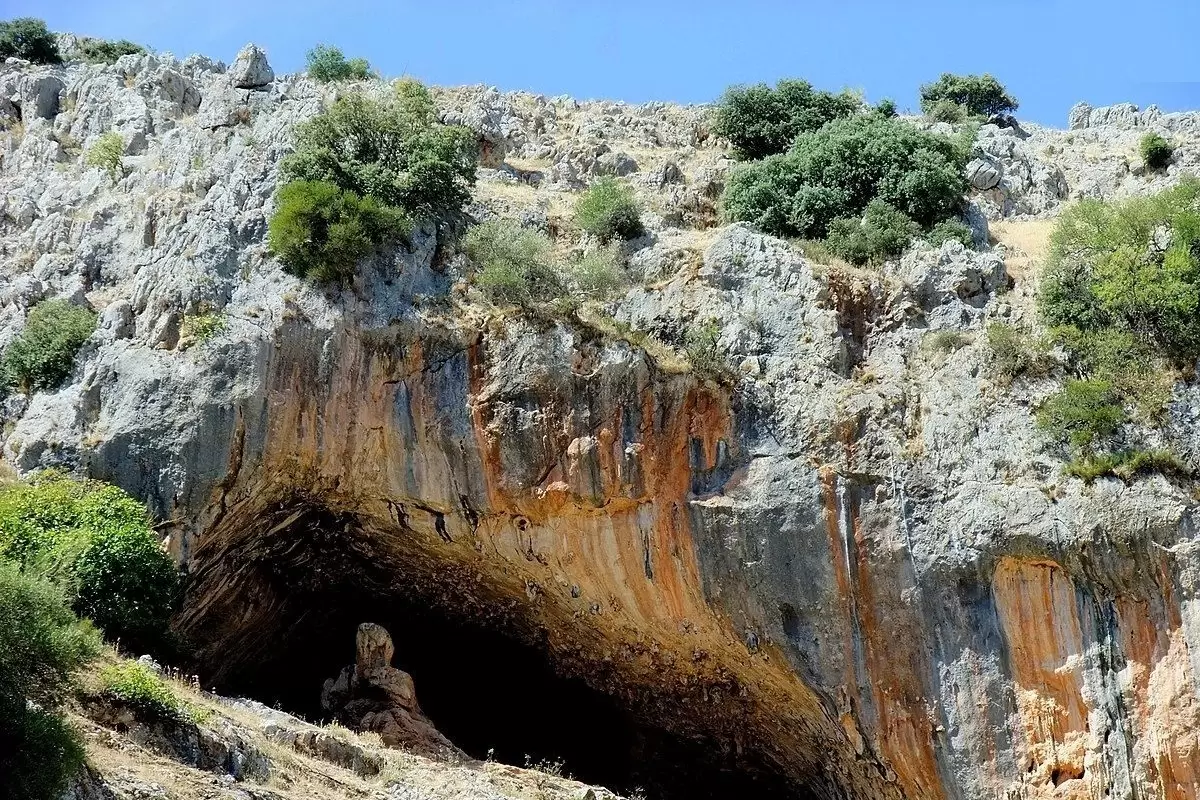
[{"x1": 992, "y1": 558, "x2": 1091, "y2": 799}]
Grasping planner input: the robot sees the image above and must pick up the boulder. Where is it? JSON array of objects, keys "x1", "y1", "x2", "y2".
[
  {"x1": 966, "y1": 157, "x2": 1003, "y2": 191},
  {"x1": 21, "y1": 75, "x2": 64, "y2": 120},
  {"x1": 229, "y1": 44, "x2": 273, "y2": 90}
]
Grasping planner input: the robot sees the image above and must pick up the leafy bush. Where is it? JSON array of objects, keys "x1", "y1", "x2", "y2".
[
  {"x1": 0, "y1": 561, "x2": 99, "y2": 800},
  {"x1": 566, "y1": 247, "x2": 627, "y2": 299},
  {"x1": 78, "y1": 37, "x2": 145, "y2": 64},
  {"x1": 464, "y1": 220, "x2": 562, "y2": 307},
  {"x1": 683, "y1": 320, "x2": 727, "y2": 379},
  {"x1": 711, "y1": 79, "x2": 862, "y2": 160},
  {"x1": 925, "y1": 219, "x2": 975, "y2": 249},
  {"x1": 825, "y1": 199, "x2": 920, "y2": 265},
  {"x1": 268, "y1": 180, "x2": 410, "y2": 284},
  {"x1": 180, "y1": 312, "x2": 225, "y2": 344},
  {"x1": 986, "y1": 322, "x2": 1051, "y2": 383},
  {"x1": 1051, "y1": 326, "x2": 1175, "y2": 421},
  {"x1": 305, "y1": 44, "x2": 373, "y2": 82},
  {"x1": 575, "y1": 178, "x2": 644, "y2": 242},
  {"x1": 100, "y1": 661, "x2": 182, "y2": 720},
  {"x1": 1065, "y1": 449, "x2": 1188, "y2": 484},
  {"x1": 1039, "y1": 179, "x2": 1200, "y2": 363},
  {"x1": 724, "y1": 113, "x2": 969, "y2": 239},
  {"x1": 2, "y1": 300, "x2": 97, "y2": 394},
  {"x1": 1036, "y1": 379, "x2": 1125, "y2": 453},
  {"x1": 86, "y1": 132, "x2": 125, "y2": 182},
  {"x1": 0, "y1": 17, "x2": 61, "y2": 64},
  {"x1": 925, "y1": 99, "x2": 968, "y2": 124},
  {"x1": 875, "y1": 99, "x2": 898, "y2": 118},
  {"x1": 281, "y1": 81, "x2": 476, "y2": 216},
  {"x1": 919, "y1": 73, "x2": 1018, "y2": 118},
  {"x1": 1140, "y1": 133, "x2": 1174, "y2": 171},
  {"x1": 0, "y1": 474, "x2": 180, "y2": 652}
]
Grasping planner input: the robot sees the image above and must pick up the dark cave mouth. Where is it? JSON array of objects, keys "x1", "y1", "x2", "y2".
[{"x1": 188, "y1": 504, "x2": 812, "y2": 800}]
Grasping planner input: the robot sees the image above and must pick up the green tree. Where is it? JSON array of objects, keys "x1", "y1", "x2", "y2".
[
  {"x1": 919, "y1": 73, "x2": 1018, "y2": 118},
  {"x1": 724, "y1": 113, "x2": 968, "y2": 238},
  {"x1": 77, "y1": 37, "x2": 145, "y2": 65},
  {"x1": 711, "y1": 79, "x2": 863, "y2": 160},
  {"x1": 268, "y1": 180, "x2": 411, "y2": 283},
  {"x1": 0, "y1": 17, "x2": 61, "y2": 64},
  {"x1": 281, "y1": 80, "x2": 476, "y2": 216},
  {"x1": 0, "y1": 561, "x2": 100, "y2": 800},
  {"x1": 305, "y1": 44, "x2": 373, "y2": 82},
  {"x1": 1140, "y1": 133, "x2": 1174, "y2": 171},
  {"x1": 574, "y1": 178, "x2": 644, "y2": 242},
  {"x1": 86, "y1": 132, "x2": 125, "y2": 183},
  {"x1": 0, "y1": 474, "x2": 180, "y2": 652},
  {"x1": 2, "y1": 301, "x2": 97, "y2": 394}
]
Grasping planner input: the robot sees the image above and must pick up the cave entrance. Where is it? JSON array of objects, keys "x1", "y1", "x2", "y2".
[{"x1": 184, "y1": 502, "x2": 813, "y2": 800}]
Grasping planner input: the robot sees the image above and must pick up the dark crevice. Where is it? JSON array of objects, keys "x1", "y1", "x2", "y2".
[{"x1": 184, "y1": 499, "x2": 815, "y2": 800}]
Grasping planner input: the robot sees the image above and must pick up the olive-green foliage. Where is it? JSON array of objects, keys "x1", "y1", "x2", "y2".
[
  {"x1": 574, "y1": 178, "x2": 644, "y2": 242},
  {"x1": 77, "y1": 37, "x2": 145, "y2": 64},
  {"x1": 723, "y1": 113, "x2": 969, "y2": 239},
  {"x1": 0, "y1": 17, "x2": 61, "y2": 64},
  {"x1": 925, "y1": 219, "x2": 975, "y2": 249},
  {"x1": 1051, "y1": 326, "x2": 1175, "y2": 422},
  {"x1": 986, "y1": 322, "x2": 1051, "y2": 383},
  {"x1": 567, "y1": 246, "x2": 627, "y2": 299},
  {"x1": 711, "y1": 79, "x2": 863, "y2": 160},
  {"x1": 281, "y1": 80, "x2": 476, "y2": 216},
  {"x1": 0, "y1": 561, "x2": 99, "y2": 800},
  {"x1": 925, "y1": 99, "x2": 969, "y2": 124},
  {"x1": 86, "y1": 132, "x2": 124, "y2": 182},
  {"x1": 1036, "y1": 379, "x2": 1126, "y2": 453},
  {"x1": 1065, "y1": 449, "x2": 1188, "y2": 484},
  {"x1": 180, "y1": 312, "x2": 225, "y2": 344},
  {"x1": 919, "y1": 73, "x2": 1018, "y2": 118},
  {"x1": 875, "y1": 99, "x2": 898, "y2": 118},
  {"x1": 683, "y1": 320, "x2": 727, "y2": 380},
  {"x1": 304, "y1": 44, "x2": 373, "y2": 83},
  {"x1": 465, "y1": 220, "x2": 563, "y2": 307},
  {"x1": 100, "y1": 661, "x2": 182, "y2": 720},
  {"x1": 1140, "y1": 133, "x2": 1174, "y2": 171},
  {"x1": 2, "y1": 300, "x2": 97, "y2": 394},
  {"x1": 1039, "y1": 179, "x2": 1200, "y2": 363},
  {"x1": 825, "y1": 199, "x2": 920, "y2": 266},
  {"x1": 268, "y1": 180, "x2": 411, "y2": 284},
  {"x1": 0, "y1": 474, "x2": 179, "y2": 652}
]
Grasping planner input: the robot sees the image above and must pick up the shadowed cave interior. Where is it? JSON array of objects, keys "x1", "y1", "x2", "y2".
[{"x1": 189, "y1": 502, "x2": 814, "y2": 800}]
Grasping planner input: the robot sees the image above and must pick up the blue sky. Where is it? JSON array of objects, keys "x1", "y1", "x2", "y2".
[{"x1": 15, "y1": 1, "x2": 1200, "y2": 126}]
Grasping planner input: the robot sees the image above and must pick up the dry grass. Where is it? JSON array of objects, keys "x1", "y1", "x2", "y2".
[{"x1": 989, "y1": 217, "x2": 1055, "y2": 286}]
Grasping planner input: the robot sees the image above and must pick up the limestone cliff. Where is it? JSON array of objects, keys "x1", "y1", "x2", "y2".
[{"x1": 5, "y1": 42, "x2": 1200, "y2": 800}]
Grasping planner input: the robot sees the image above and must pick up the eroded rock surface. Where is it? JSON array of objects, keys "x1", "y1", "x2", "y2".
[{"x1": 3, "y1": 41, "x2": 1200, "y2": 800}]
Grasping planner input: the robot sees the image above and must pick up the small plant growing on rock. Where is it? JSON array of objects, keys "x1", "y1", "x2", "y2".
[
  {"x1": 86, "y1": 132, "x2": 125, "y2": 183},
  {"x1": 305, "y1": 44, "x2": 373, "y2": 82},
  {"x1": 683, "y1": 319, "x2": 728, "y2": 380},
  {"x1": 100, "y1": 661, "x2": 183, "y2": 720},
  {"x1": 919, "y1": 73, "x2": 1018, "y2": 119},
  {"x1": 2, "y1": 300, "x2": 97, "y2": 394},
  {"x1": 1036, "y1": 378, "x2": 1125, "y2": 453},
  {"x1": 180, "y1": 312, "x2": 225, "y2": 345},
  {"x1": 575, "y1": 178, "x2": 644, "y2": 242},
  {"x1": 924, "y1": 219, "x2": 975, "y2": 249},
  {"x1": 825, "y1": 199, "x2": 920, "y2": 266},
  {"x1": 985, "y1": 322, "x2": 1051, "y2": 384},
  {"x1": 1140, "y1": 132, "x2": 1174, "y2": 171},
  {"x1": 465, "y1": 219, "x2": 563, "y2": 307},
  {"x1": 566, "y1": 246, "x2": 627, "y2": 299},
  {"x1": 0, "y1": 17, "x2": 62, "y2": 64}
]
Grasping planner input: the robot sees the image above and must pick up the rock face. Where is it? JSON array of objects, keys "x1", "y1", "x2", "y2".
[
  {"x1": 322, "y1": 624, "x2": 457, "y2": 755},
  {"x1": 229, "y1": 44, "x2": 274, "y2": 90},
  {"x1": 5, "y1": 44, "x2": 1200, "y2": 800}
]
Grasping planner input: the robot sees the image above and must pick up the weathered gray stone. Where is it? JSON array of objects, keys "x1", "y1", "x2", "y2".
[{"x1": 229, "y1": 44, "x2": 273, "y2": 90}]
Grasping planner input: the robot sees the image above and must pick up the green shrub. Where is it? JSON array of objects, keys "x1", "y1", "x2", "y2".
[
  {"x1": 1051, "y1": 326, "x2": 1175, "y2": 421},
  {"x1": 281, "y1": 80, "x2": 476, "y2": 216},
  {"x1": 925, "y1": 99, "x2": 969, "y2": 124},
  {"x1": 305, "y1": 44, "x2": 373, "y2": 82},
  {"x1": 0, "y1": 474, "x2": 180, "y2": 652},
  {"x1": 180, "y1": 312, "x2": 225, "y2": 344},
  {"x1": 875, "y1": 99, "x2": 898, "y2": 118},
  {"x1": 2, "y1": 301, "x2": 97, "y2": 394},
  {"x1": 1065, "y1": 449, "x2": 1188, "y2": 484},
  {"x1": 268, "y1": 180, "x2": 410, "y2": 284},
  {"x1": 683, "y1": 320, "x2": 727, "y2": 379},
  {"x1": 1140, "y1": 133, "x2": 1174, "y2": 171},
  {"x1": 100, "y1": 661, "x2": 182, "y2": 720},
  {"x1": 711, "y1": 79, "x2": 862, "y2": 160},
  {"x1": 919, "y1": 73, "x2": 1018, "y2": 118},
  {"x1": 1039, "y1": 179, "x2": 1200, "y2": 363},
  {"x1": 0, "y1": 561, "x2": 99, "y2": 800},
  {"x1": 925, "y1": 219, "x2": 975, "y2": 249},
  {"x1": 927, "y1": 330, "x2": 971, "y2": 353},
  {"x1": 86, "y1": 132, "x2": 124, "y2": 182},
  {"x1": 78, "y1": 37, "x2": 145, "y2": 64},
  {"x1": 723, "y1": 113, "x2": 969, "y2": 239},
  {"x1": 825, "y1": 199, "x2": 920, "y2": 265},
  {"x1": 0, "y1": 17, "x2": 61, "y2": 64},
  {"x1": 575, "y1": 178, "x2": 644, "y2": 242},
  {"x1": 567, "y1": 246, "x2": 627, "y2": 299},
  {"x1": 986, "y1": 322, "x2": 1051, "y2": 383},
  {"x1": 464, "y1": 220, "x2": 563, "y2": 307},
  {"x1": 1036, "y1": 379, "x2": 1125, "y2": 454}
]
